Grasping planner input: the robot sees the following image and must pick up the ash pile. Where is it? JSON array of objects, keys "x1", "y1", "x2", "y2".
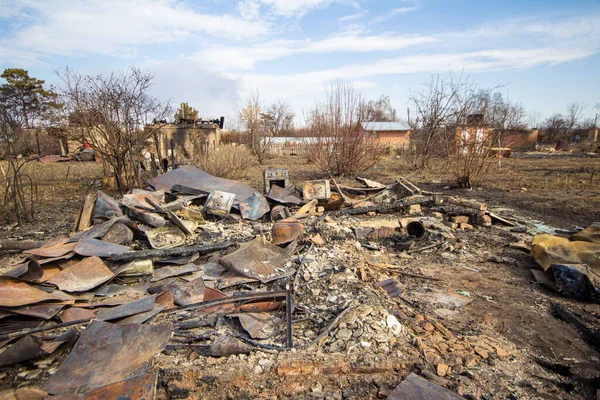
[{"x1": 0, "y1": 165, "x2": 597, "y2": 399}]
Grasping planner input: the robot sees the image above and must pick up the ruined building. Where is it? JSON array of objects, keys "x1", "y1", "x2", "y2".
[{"x1": 149, "y1": 117, "x2": 224, "y2": 165}]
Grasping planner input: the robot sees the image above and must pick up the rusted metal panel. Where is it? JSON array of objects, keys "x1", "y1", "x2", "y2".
[
  {"x1": 74, "y1": 238, "x2": 130, "y2": 258},
  {"x1": 303, "y1": 180, "x2": 331, "y2": 201},
  {"x1": 219, "y1": 237, "x2": 289, "y2": 283},
  {"x1": 70, "y1": 216, "x2": 127, "y2": 243},
  {"x1": 120, "y1": 190, "x2": 167, "y2": 228},
  {"x1": 0, "y1": 328, "x2": 77, "y2": 368},
  {"x1": 101, "y1": 222, "x2": 134, "y2": 245},
  {"x1": 267, "y1": 184, "x2": 303, "y2": 205},
  {"x1": 93, "y1": 190, "x2": 124, "y2": 221},
  {"x1": 42, "y1": 320, "x2": 171, "y2": 395},
  {"x1": 59, "y1": 372, "x2": 158, "y2": 400},
  {"x1": 387, "y1": 373, "x2": 464, "y2": 400},
  {"x1": 147, "y1": 165, "x2": 270, "y2": 219},
  {"x1": 151, "y1": 277, "x2": 206, "y2": 306},
  {"x1": 1, "y1": 303, "x2": 64, "y2": 320},
  {"x1": 24, "y1": 238, "x2": 77, "y2": 258},
  {"x1": 2, "y1": 259, "x2": 43, "y2": 282},
  {"x1": 96, "y1": 295, "x2": 156, "y2": 321},
  {"x1": 118, "y1": 292, "x2": 173, "y2": 325},
  {"x1": 235, "y1": 312, "x2": 276, "y2": 339},
  {"x1": 59, "y1": 307, "x2": 96, "y2": 323},
  {"x1": 47, "y1": 256, "x2": 114, "y2": 292},
  {"x1": 151, "y1": 263, "x2": 198, "y2": 282},
  {"x1": 205, "y1": 190, "x2": 235, "y2": 217},
  {"x1": 239, "y1": 192, "x2": 270, "y2": 220},
  {"x1": 0, "y1": 278, "x2": 74, "y2": 307},
  {"x1": 272, "y1": 219, "x2": 304, "y2": 245}
]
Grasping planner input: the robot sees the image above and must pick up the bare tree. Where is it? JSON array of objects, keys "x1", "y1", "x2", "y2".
[
  {"x1": 410, "y1": 73, "x2": 527, "y2": 187},
  {"x1": 408, "y1": 73, "x2": 480, "y2": 168},
  {"x1": 528, "y1": 110, "x2": 543, "y2": 129},
  {"x1": 445, "y1": 93, "x2": 526, "y2": 188},
  {"x1": 57, "y1": 66, "x2": 171, "y2": 191},
  {"x1": 0, "y1": 104, "x2": 36, "y2": 223},
  {"x1": 238, "y1": 89, "x2": 266, "y2": 162},
  {"x1": 366, "y1": 94, "x2": 396, "y2": 121},
  {"x1": 262, "y1": 100, "x2": 294, "y2": 137},
  {"x1": 566, "y1": 101, "x2": 585, "y2": 132},
  {"x1": 305, "y1": 81, "x2": 386, "y2": 176}
]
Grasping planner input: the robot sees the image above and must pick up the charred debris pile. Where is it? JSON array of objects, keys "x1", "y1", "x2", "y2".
[{"x1": 0, "y1": 165, "x2": 598, "y2": 398}]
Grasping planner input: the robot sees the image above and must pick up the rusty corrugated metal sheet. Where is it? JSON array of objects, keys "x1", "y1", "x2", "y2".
[{"x1": 43, "y1": 321, "x2": 171, "y2": 395}]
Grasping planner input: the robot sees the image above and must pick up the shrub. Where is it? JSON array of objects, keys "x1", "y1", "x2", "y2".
[
  {"x1": 194, "y1": 144, "x2": 255, "y2": 180},
  {"x1": 304, "y1": 81, "x2": 386, "y2": 176}
]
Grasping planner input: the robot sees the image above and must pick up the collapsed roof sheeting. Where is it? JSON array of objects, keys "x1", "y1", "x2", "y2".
[
  {"x1": 148, "y1": 166, "x2": 269, "y2": 219},
  {"x1": 43, "y1": 320, "x2": 171, "y2": 395}
]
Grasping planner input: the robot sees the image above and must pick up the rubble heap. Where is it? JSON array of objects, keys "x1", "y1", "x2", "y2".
[{"x1": 0, "y1": 166, "x2": 597, "y2": 399}]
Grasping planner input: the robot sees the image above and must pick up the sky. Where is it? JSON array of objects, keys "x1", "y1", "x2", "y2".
[{"x1": 0, "y1": 0, "x2": 599, "y2": 127}]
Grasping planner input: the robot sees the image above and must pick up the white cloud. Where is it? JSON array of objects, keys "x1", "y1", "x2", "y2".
[
  {"x1": 147, "y1": 58, "x2": 243, "y2": 119},
  {"x1": 194, "y1": 33, "x2": 439, "y2": 70},
  {"x1": 239, "y1": 47, "x2": 595, "y2": 99},
  {"x1": 337, "y1": 11, "x2": 366, "y2": 22},
  {"x1": 370, "y1": 6, "x2": 418, "y2": 24},
  {"x1": 0, "y1": 0, "x2": 269, "y2": 62},
  {"x1": 251, "y1": 0, "x2": 337, "y2": 17}
]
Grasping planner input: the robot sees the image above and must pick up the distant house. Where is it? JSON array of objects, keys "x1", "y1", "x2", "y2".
[{"x1": 361, "y1": 121, "x2": 411, "y2": 149}]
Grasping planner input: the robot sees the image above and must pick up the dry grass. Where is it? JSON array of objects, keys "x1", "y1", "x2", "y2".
[
  {"x1": 0, "y1": 160, "x2": 104, "y2": 214},
  {"x1": 194, "y1": 144, "x2": 257, "y2": 181}
]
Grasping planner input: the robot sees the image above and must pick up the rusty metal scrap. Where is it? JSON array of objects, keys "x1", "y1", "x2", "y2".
[
  {"x1": 235, "y1": 312, "x2": 276, "y2": 339},
  {"x1": 0, "y1": 328, "x2": 77, "y2": 368},
  {"x1": 24, "y1": 238, "x2": 77, "y2": 258},
  {"x1": 267, "y1": 184, "x2": 303, "y2": 205},
  {"x1": 151, "y1": 263, "x2": 198, "y2": 282},
  {"x1": 47, "y1": 256, "x2": 114, "y2": 292},
  {"x1": 70, "y1": 216, "x2": 128, "y2": 243},
  {"x1": 93, "y1": 190, "x2": 124, "y2": 221},
  {"x1": 120, "y1": 191, "x2": 167, "y2": 228},
  {"x1": 154, "y1": 277, "x2": 206, "y2": 306},
  {"x1": 219, "y1": 237, "x2": 289, "y2": 283},
  {"x1": 102, "y1": 222, "x2": 134, "y2": 245},
  {"x1": 0, "y1": 278, "x2": 74, "y2": 307},
  {"x1": 272, "y1": 219, "x2": 304, "y2": 245},
  {"x1": 2, "y1": 259, "x2": 43, "y2": 282},
  {"x1": 118, "y1": 292, "x2": 173, "y2": 325},
  {"x1": 270, "y1": 205, "x2": 291, "y2": 222},
  {"x1": 96, "y1": 295, "x2": 156, "y2": 321},
  {"x1": 42, "y1": 320, "x2": 172, "y2": 395},
  {"x1": 1, "y1": 303, "x2": 65, "y2": 320},
  {"x1": 239, "y1": 192, "x2": 271, "y2": 220},
  {"x1": 59, "y1": 307, "x2": 96, "y2": 323},
  {"x1": 387, "y1": 373, "x2": 463, "y2": 400},
  {"x1": 59, "y1": 372, "x2": 158, "y2": 400},
  {"x1": 75, "y1": 238, "x2": 130, "y2": 258}
]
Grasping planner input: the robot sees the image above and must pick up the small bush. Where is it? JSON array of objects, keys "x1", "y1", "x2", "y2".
[{"x1": 194, "y1": 144, "x2": 256, "y2": 180}]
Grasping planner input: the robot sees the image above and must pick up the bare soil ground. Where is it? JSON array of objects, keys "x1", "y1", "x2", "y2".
[{"x1": 0, "y1": 153, "x2": 599, "y2": 399}]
